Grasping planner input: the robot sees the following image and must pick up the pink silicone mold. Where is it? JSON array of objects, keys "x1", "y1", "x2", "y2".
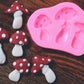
[{"x1": 27, "y1": 2, "x2": 84, "y2": 56}]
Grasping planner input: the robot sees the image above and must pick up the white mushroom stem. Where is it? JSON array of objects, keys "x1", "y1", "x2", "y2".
[
  {"x1": 42, "y1": 65, "x2": 56, "y2": 83},
  {"x1": 0, "y1": 43, "x2": 6, "y2": 64},
  {"x1": 9, "y1": 69, "x2": 20, "y2": 82},
  {"x1": 13, "y1": 10, "x2": 23, "y2": 29},
  {"x1": 12, "y1": 44, "x2": 23, "y2": 57}
]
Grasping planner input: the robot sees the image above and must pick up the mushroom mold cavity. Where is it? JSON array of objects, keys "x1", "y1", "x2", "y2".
[{"x1": 27, "y1": 2, "x2": 84, "y2": 56}]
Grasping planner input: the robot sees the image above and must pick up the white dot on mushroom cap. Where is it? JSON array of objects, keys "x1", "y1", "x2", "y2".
[
  {"x1": 40, "y1": 64, "x2": 43, "y2": 67},
  {"x1": 25, "y1": 9, "x2": 28, "y2": 12},
  {"x1": 2, "y1": 34, "x2": 6, "y2": 38},
  {"x1": 8, "y1": 9, "x2": 11, "y2": 12},
  {"x1": 28, "y1": 63, "x2": 30, "y2": 67},
  {"x1": 22, "y1": 32, "x2": 25, "y2": 35},
  {"x1": 34, "y1": 63, "x2": 36, "y2": 66},
  {"x1": 16, "y1": 36, "x2": 19, "y2": 39},
  {"x1": 11, "y1": 5, "x2": 13, "y2": 7},
  {"x1": 33, "y1": 70, "x2": 37, "y2": 73},
  {"x1": 42, "y1": 58, "x2": 45, "y2": 61},
  {"x1": 16, "y1": 31, "x2": 19, "y2": 34},
  {"x1": 20, "y1": 69, "x2": 24, "y2": 73},
  {"x1": 9, "y1": 38, "x2": 13, "y2": 42},
  {"x1": 19, "y1": 63, "x2": 23, "y2": 67},
  {"x1": 34, "y1": 57, "x2": 37, "y2": 59},
  {"x1": 16, "y1": 1, "x2": 18, "y2": 2},
  {"x1": 26, "y1": 69, "x2": 29, "y2": 73},
  {"x1": 13, "y1": 62, "x2": 16, "y2": 66},
  {"x1": 24, "y1": 39, "x2": 27, "y2": 42},
  {"x1": 23, "y1": 59, "x2": 26, "y2": 62},
  {"x1": 21, "y1": 5, "x2": 23, "y2": 7},
  {"x1": 16, "y1": 6, "x2": 19, "y2": 10},
  {"x1": 0, "y1": 28, "x2": 2, "y2": 31},
  {"x1": 19, "y1": 41, "x2": 23, "y2": 45},
  {"x1": 48, "y1": 59, "x2": 51, "y2": 62}
]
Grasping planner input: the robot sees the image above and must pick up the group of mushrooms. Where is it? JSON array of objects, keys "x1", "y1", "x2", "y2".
[
  {"x1": 9, "y1": 56, "x2": 56, "y2": 83},
  {"x1": 0, "y1": 29, "x2": 28, "y2": 64},
  {"x1": 0, "y1": 1, "x2": 56, "y2": 83}
]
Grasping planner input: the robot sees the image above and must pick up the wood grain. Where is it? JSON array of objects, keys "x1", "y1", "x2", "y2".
[{"x1": 0, "y1": 0, "x2": 84, "y2": 84}]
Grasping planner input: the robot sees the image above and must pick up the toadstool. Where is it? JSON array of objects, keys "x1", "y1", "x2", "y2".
[
  {"x1": 9, "y1": 59, "x2": 30, "y2": 82},
  {"x1": 9, "y1": 31, "x2": 28, "y2": 57},
  {"x1": 5, "y1": 1, "x2": 30, "y2": 29},
  {"x1": 0, "y1": 27, "x2": 9, "y2": 64},
  {"x1": 31, "y1": 55, "x2": 56, "y2": 83}
]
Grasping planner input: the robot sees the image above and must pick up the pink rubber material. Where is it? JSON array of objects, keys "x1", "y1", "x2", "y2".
[{"x1": 27, "y1": 2, "x2": 84, "y2": 56}]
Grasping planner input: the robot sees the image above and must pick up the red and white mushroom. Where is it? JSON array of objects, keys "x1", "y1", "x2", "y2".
[
  {"x1": 9, "y1": 31, "x2": 28, "y2": 57},
  {"x1": 0, "y1": 27, "x2": 9, "y2": 64},
  {"x1": 31, "y1": 55, "x2": 56, "y2": 83},
  {"x1": 5, "y1": 1, "x2": 30, "y2": 29},
  {"x1": 9, "y1": 59, "x2": 30, "y2": 82}
]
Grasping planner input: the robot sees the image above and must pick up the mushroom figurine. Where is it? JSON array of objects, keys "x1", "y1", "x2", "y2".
[
  {"x1": 0, "y1": 27, "x2": 9, "y2": 64},
  {"x1": 9, "y1": 31, "x2": 28, "y2": 57},
  {"x1": 31, "y1": 55, "x2": 56, "y2": 83},
  {"x1": 9, "y1": 59, "x2": 30, "y2": 82},
  {"x1": 5, "y1": 1, "x2": 30, "y2": 29}
]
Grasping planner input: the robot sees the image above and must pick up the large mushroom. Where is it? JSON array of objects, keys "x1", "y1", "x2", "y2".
[
  {"x1": 5, "y1": 1, "x2": 29, "y2": 29},
  {"x1": 0, "y1": 27, "x2": 9, "y2": 64},
  {"x1": 9, "y1": 31, "x2": 28, "y2": 57},
  {"x1": 9, "y1": 58, "x2": 30, "y2": 82},
  {"x1": 31, "y1": 55, "x2": 56, "y2": 83}
]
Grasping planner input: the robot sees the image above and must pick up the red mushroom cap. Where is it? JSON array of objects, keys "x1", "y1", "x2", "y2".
[
  {"x1": 31, "y1": 55, "x2": 52, "y2": 73},
  {"x1": 0, "y1": 27, "x2": 9, "y2": 39},
  {"x1": 13, "y1": 59, "x2": 30, "y2": 74},
  {"x1": 5, "y1": 1, "x2": 29, "y2": 14},
  {"x1": 9, "y1": 31, "x2": 28, "y2": 45}
]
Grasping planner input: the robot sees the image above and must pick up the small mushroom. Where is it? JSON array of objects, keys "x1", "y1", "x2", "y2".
[
  {"x1": 5, "y1": 1, "x2": 29, "y2": 29},
  {"x1": 31, "y1": 55, "x2": 56, "y2": 83},
  {"x1": 9, "y1": 31, "x2": 28, "y2": 57},
  {"x1": 0, "y1": 27, "x2": 9, "y2": 64},
  {"x1": 9, "y1": 59, "x2": 30, "y2": 82}
]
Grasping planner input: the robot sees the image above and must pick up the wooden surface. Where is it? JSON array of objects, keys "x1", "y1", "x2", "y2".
[{"x1": 0, "y1": 0, "x2": 84, "y2": 84}]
